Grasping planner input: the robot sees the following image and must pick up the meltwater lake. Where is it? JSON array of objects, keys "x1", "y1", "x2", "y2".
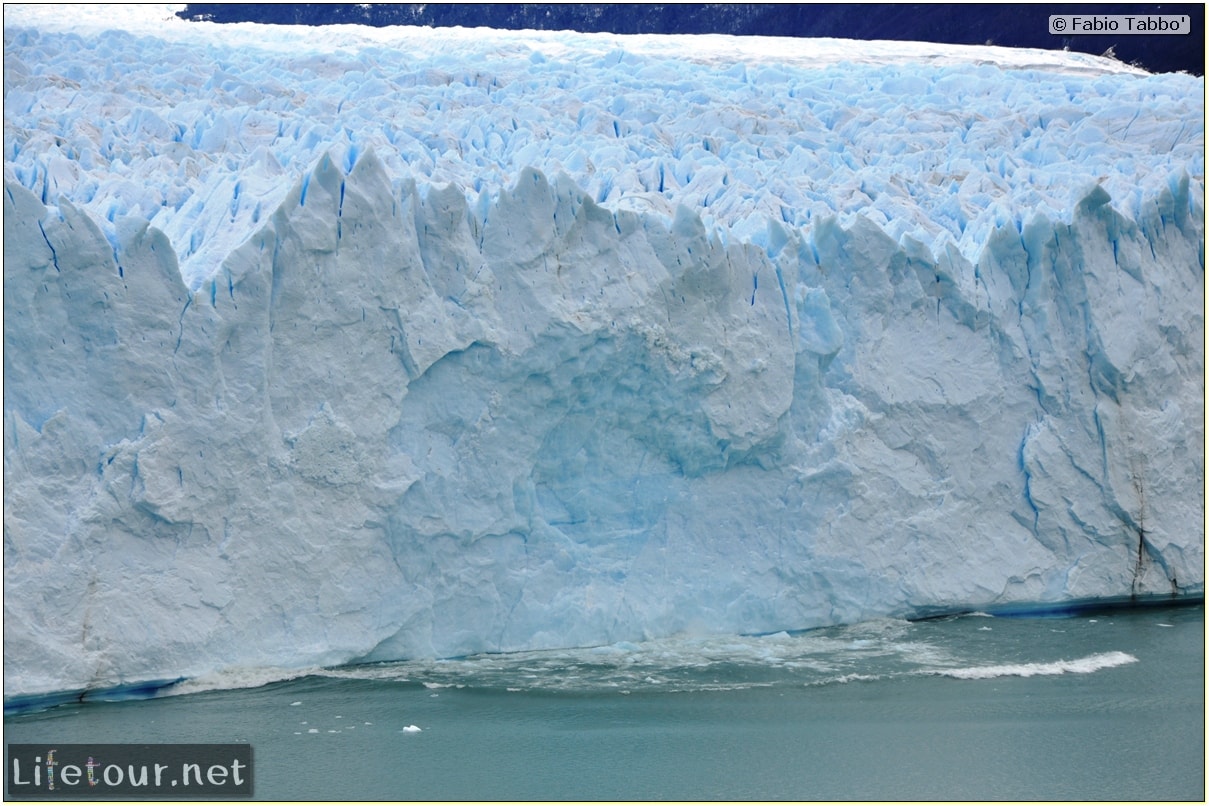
[{"x1": 5, "y1": 603, "x2": 1203, "y2": 801}]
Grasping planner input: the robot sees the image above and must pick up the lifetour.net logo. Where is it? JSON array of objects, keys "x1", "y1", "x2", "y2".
[{"x1": 6, "y1": 744, "x2": 252, "y2": 798}]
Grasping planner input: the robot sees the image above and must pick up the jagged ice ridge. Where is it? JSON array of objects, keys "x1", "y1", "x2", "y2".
[{"x1": 2, "y1": 7, "x2": 1204, "y2": 698}]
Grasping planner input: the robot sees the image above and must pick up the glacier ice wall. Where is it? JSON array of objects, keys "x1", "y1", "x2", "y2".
[{"x1": 3, "y1": 13, "x2": 1205, "y2": 697}]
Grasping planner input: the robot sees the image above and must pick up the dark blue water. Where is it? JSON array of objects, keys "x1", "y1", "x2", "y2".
[{"x1": 5, "y1": 605, "x2": 1203, "y2": 800}]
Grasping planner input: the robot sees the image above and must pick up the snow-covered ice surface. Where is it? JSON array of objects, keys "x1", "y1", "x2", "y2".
[{"x1": 3, "y1": 6, "x2": 1204, "y2": 698}]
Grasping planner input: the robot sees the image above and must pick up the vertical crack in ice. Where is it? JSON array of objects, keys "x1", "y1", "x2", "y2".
[
  {"x1": 36, "y1": 220, "x2": 61, "y2": 272},
  {"x1": 772, "y1": 265, "x2": 793, "y2": 340},
  {"x1": 1019, "y1": 425, "x2": 1041, "y2": 536},
  {"x1": 174, "y1": 296, "x2": 192, "y2": 355},
  {"x1": 337, "y1": 178, "x2": 345, "y2": 241}
]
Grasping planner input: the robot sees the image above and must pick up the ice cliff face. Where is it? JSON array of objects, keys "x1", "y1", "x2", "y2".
[{"x1": 3, "y1": 9, "x2": 1204, "y2": 698}]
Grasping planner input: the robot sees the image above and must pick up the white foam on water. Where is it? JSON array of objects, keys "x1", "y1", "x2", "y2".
[
  {"x1": 159, "y1": 665, "x2": 324, "y2": 696},
  {"x1": 927, "y1": 651, "x2": 1138, "y2": 680},
  {"x1": 805, "y1": 673, "x2": 890, "y2": 686},
  {"x1": 298, "y1": 620, "x2": 960, "y2": 693},
  {"x1": 139, "y1": 623, "x2": 1146, "y2": 700}
]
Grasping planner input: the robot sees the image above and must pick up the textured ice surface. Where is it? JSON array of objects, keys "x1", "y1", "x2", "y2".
[{"x1": 3, "y1": 7, "x2": 1204, "y2": 698}]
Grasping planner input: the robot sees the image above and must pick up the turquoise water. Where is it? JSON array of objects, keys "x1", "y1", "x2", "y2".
[{"x1": 5, "y1": 604, "x2": 1203, "y2": 800}]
